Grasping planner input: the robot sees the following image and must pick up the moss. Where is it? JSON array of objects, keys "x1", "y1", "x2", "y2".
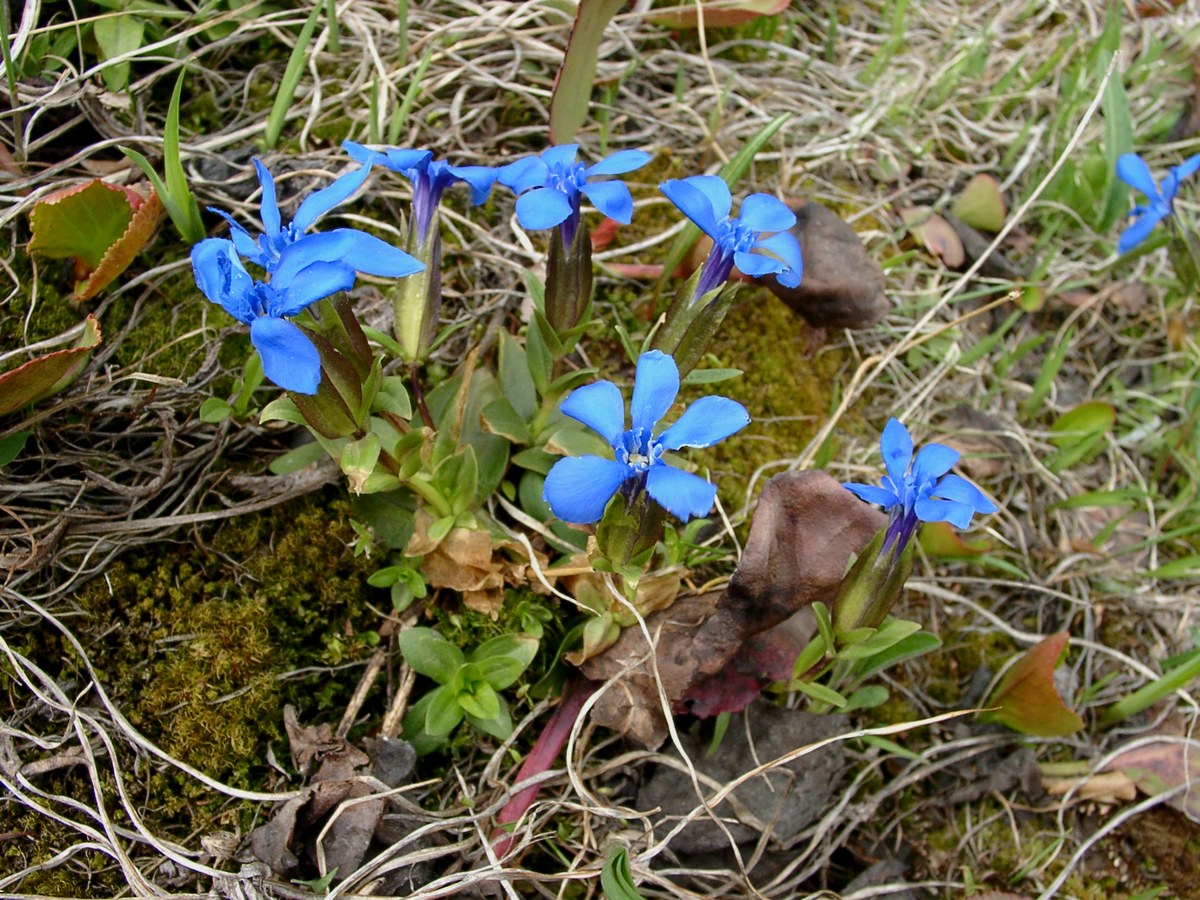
[{"x1": 0, "y1": 799, "x2": 126, "y2": 896}]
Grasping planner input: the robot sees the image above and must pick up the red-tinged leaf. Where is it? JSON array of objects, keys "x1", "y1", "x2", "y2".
[
  {"x1": 29, "y1": 179, "x2": 161, "y2": 300},
  {"x1": 75, "y1": 185, "x2": 162, "y2": 301},
  {"x1": 607, "y1": 262, "x2": 665, "y2": 279},
  {"x1": 590, "y1": 216, "x2": 619, "y2": 251},
  {"x1": 919, "y1": 520, "x2": 992, "y2": 558},
  {"x1": 1105, "y1": 741, "x2": 1200, "y2": 823},
  {"x1": 652, "y1": 0, "x2": 791, "y2": 29},
  {"x1": 898, "y1": 208, "x2": 965, "y2": 268},
  {"x1": 980, "y1": 632, "x2": 1084, "y2": 737},
  {"x1": 549, "y1": 0, "x2": 626, "y2": 144},
  {"x1": 0, "y1": 316, "x2": 103, "y2": 417},
  {"x1": 682, "y1": 669, "x2": 764, "y2": 718}
]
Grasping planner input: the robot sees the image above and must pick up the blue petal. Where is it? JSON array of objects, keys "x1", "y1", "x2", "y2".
[
  {"x1": 560, "y1": 381, "x2": 626, "y2": 445},
  {"x1": 629, "y1": 350, "x2": 679, "y2": 439},
  {"x1": 657, "y1": 396, "x2": 749, "y2": 450},
  {"x1": 273, "y1": 230, "x2": 423, "y2": 283},
  {"x1": 757, "y1": 231, "x2": 803, "y2": 277},
  {"x1": 660, "y1": 176, "x2": 728, "y2": 239},
  {"x1": 293, "y1": 164, "x2": 371, "y2": 232},
  {"x1": 541, "y1": 144, "x2": 580, "y2": 171},
  {"x1": 341, "y1": 139, "x2": 384, "y2": 166},
  {"x1": 737, "y1": 193, "x2": 795, "y2": 233},
  {"x1": 272, "y1": 260, "x2": 357, "y2": 316},
  {"x1": 208, "y1": 208, "x2": 263, "y2": 261},
  {"x1": 249, "y1": 316, "x2": 321, "y2": 394},
  {"x1": 192, "y1": 238, "x2": 254, "y2": 322},
  {"x1": 1117, "y1": 210, "x2": 1165, "y2": 254},
  {"x1": 645, "y1": 463, "x2": 717, "y2": 521},
  {"x1": 932, "y1": 473, "x2": 996, "y2": 514},
  {"x1": 912, "y1": 442, "x2": 960, "y2": 483},
  {"x1": 253, "y1": 159, "x2": 282, "y2": 235},
  {"x1": 515, "y1": 187, "x2": 574, "y2": 230},
  {"x1": 844, "y1": 482, "x2": 900, "y2": 509},
  {"x1": 381, "y1": 148, "x2": 433, "y2": 176},
  {"x1": 880, "y1": 418, "x2": 913, "y2": 486},
  {"x1": 448, "y1": 165, "x2": 499, "y2": 205},
  {"x1": 914, "y1": 496, "x2": 975, "y2": 529},
  {"x1": 543, "y1": 455, "x2": 631, "y2": 524},
  {"x1": 1116, "y1": 154, "x2": 1159, "y2": 200},
  {"x1": 580, "y1": 180, "x2": 634, "y2": 224},
  {"x1": 497, "y1": 156, "x2": 549, "y2": 193},
  {"x1": 585, "y1": 149, "x2": 651, "y2": 177},
  {"x1": 1173, "y1": 152, "x2": 1200, "y2": 185},
  {"x1": 734, "y1": 249, "x2": 785, "y2": 277}
]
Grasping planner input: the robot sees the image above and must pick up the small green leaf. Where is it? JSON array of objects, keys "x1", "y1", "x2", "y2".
[
  {"x1": 0, "y1": 430, "x2": 31, "y2": 467},
  {"x1": 843, "y1": 685, "x2": 889, "y2": 711},
  {"x1": 498, "y1": 319, "x2": 538, "y2": 421},
  {"x1": 199, "y1": 397, "x2": 233, "y2": 424},
  {"x1": 1046, "y1": 401, "x2": 1115, "y2": 472},
  {"x1": 0, "y1": 316, "x2": 103, "y2": 417},
  {"x1": 93, "y1": 13, "x2": 145, "y2": 91},
  {"x1": 373, "y1": 375, "x2": 412, "y2": 419},
  {"x1": 680, "y1": 366, "x2": 743, "y2": 385},
  {"x1": 398, "y1": 627, "x2": 464, "y2": 683},
  {"x1": 269, "y1": 440, "x2": 324, "y2": 476},
  {"x1": 850, "y1": 631, "x2": 942, "y2": 681},
  {"x1": 457, "y1": 680, "x2": 500, "y2": 721},
  {"x1": 836, "y1": 618, "x2": 922, "y2": 661},
  {"x1": 340, "y1": 431, "x2": 382, "y2": 495},
  {"x1": 950, "y1": 173, "x2": 1006, "y2": 232},
  {"x1": 260, "y1": 395, "x2": 306, "y2": 427},
  {"x1": 464, "y1": 694, "x2": 513, "y2": 740},
  {"x1": 424, "y1": 684, "x2": 465, "y2": 737},
  {"x1": 792, "y1": 679, "x2": 848, "y2": 708},
  {"x1": 481, "y1": 396, "x2": 533, "y2": 444},
  {"x1": 600, "y1": 845, "x2": 647, "y2": 900}
]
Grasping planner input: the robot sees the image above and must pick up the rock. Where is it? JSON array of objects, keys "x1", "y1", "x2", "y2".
[
  {"x1": 636, "y1": 705, "x2": 849, "y2": 856},
  {"x1": 766, "y1": 200, "x2": 889, "y2": 329}
]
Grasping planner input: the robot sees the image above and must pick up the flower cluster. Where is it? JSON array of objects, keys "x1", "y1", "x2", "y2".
[
  {"x1": 843, "y1": 418, "x2": 995, "y2": 552},
  {"x1": 543, "y1": 350, "x2": 749, "y2": 524},
  {"x1": 192, "y1": 160, "x2": 422, "y2": 393},
  {"x1": 1116, "y1": 151, "x2": 1200, "y2": 254}
]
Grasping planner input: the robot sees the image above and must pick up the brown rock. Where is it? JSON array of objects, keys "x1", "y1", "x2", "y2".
[{"x1": 767, "y1": 200, "x2": 889, "y2": 329}]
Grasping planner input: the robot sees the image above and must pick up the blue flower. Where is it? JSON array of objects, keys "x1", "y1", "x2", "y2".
[
  {"x1": 343, "y1": 141, "x2": 498, "y2": 244},
  {"x1": 497, "y1": 144, "x2": 651, "y2": 247},
  {"x1": 843, "y1": 418, "x2": 996, "y2": 551},
  {"x1": 1117, "y1": 152, "x2": 1200, "y2": 254},
  {"x1": 192, "y1": 237, "x2": 358, "y2": 394},
  {"x1": 543, "y1": 350, "x2": 749, "y2": 524},
  {"x1": 211, "y1": 158, "x2": 421, "y2": 278},
  {"x1": 660, "y1": 175, "x2": 803, "y2": 298}
]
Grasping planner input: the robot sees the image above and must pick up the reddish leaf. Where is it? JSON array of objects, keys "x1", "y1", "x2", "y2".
[
  {"x1": 980, "y1": 632, "x2": 1084, "y2": 737},
  {"x1": 899, "y1": 208, "x2": 965, "y2": 268},
  {"x1": 652, "y1": 0, "x2": 791, "y2": 29},
  {"x1": 0, "y1": 316, "x2": 103, "y2": 417},
  {"x1": 1106, "y1": 741, "x2": 1200, "y2": 823},
  {"x1": 590, "y1": 216, "x2": 619, "y2": 251}
]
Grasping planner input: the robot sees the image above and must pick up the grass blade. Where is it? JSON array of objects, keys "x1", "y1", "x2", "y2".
[{"x1": 265, "y1": 3, "x2": 322, "y2": 150}]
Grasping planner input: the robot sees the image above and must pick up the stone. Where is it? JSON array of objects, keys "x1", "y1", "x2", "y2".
[{"x1": 765, "y1": 200, "x2": 889, "y2": 329}]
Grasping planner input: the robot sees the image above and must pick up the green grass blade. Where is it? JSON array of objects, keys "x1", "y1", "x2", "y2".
[
  {"x1": 162, "y1": 67, "x2": 205, "y2": 242},
  {"x1": 389, "y1": 42, "x2": 435, "y2": 144},
  {"x1": 264, "y1": 3, "x2": 322, "y2": 150}
]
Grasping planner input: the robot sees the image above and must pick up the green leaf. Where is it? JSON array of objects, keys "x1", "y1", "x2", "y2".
[
  {"x1": 29, "y1": 180, "x2": 135, "y2": 270},
  {"x1": 857, "y1": 734, "x2": 921, "y2": 761},
  {"x1": 850, "y1": 631, "x2": 942, "y2": 681},
  {"x1": 498, "y1": 330, "x2": 538, "y2": 421},
  {"x1": 0, "y1": 316, "x2": 103, "y2": 417},
  {"x1": 373, "y1": 375, "x2": 412, "y2": 419},
  {"x1": 812, "y1": 601, "x2": 836, "y2": 654},
  {"x1": 473, "y1": 633, "x2": 539, "y2": 668},
  {"x1": 680, "y1": 366, "x2": 743, "y2": 386},
  {"x1": 398, "y1": 627, "x2": 464, "y2": 683},
  {"x1": 1046, "y1": 401, "x2": 1115, "y2": 472},
  {"x1": 0, "y1": 430, "x2": 31, "y2": 467},
  {"x1": 600, "y1": 845, "x2": 646, "y2": 900},
  {"x1": 792, "y1": 679, "x2": 847, "y2": 708},
  {"x1": 199, "y1": 397, "x2": 233, "y2": 424},
  {"x1": 424, "y1": 684, "x2": 465, "y2": 736},
  {"x1": 1097, "y1": 51, "x2": 1132, "y2": 232},
  {"x1": 548, "y1": 0, "x2": 626, "y2": 143},
  {"x1": 268, "y1": 440, "x2": 324, "y2": 476},
  {"x1": 340, "y1": 431, "x2": 382, "y2": 494},
  {"x1": 481, "y1": 396, "x2": 533, "y2": 444},
  {"x1": 93, "y1": 13, "x2": 144, "y2": 91},
  {"x1": 456, "y1": 679, "x2": 500, "y2": 721},
  {"x1": 464, "y1": 694, "x2": 513, "y2": 740},
  {"x1": 950, "y1": 173, "x2": 1006, "y2": 232},
  {"x1": 265, "y1": 4, "x2": 322, "y2": 149},
  {"x1": 432, "y1": 445, "x2": 479, "y2": 515},
  {"x1": 836, "y1": 618, "x2": 922, "y2": 661},
  {"x1": 843, "y1": 685, "x2": 889, "y2": 711},
  {"x1": 259, "y1": 395, "x2": 306, "y2": 427},
  {"x1": 790, "y1": 634, "x2": 827, "y2": 678}
]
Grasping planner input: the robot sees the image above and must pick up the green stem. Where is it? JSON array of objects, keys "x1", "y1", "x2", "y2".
[
  {"x1": 1100, "y1": 651, "x2": 1200, "y2": 727},
  {"x1": 406, "y1": 473, "x2": 453, "y2": 518}
]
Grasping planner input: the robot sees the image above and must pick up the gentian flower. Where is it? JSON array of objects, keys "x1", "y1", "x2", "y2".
[
  {"x1": 497, "y1": 144, "x2": 651, "y2": 247},
  {"x1": 211, "y1": 158, "x2": 419, "y2": 277},
  {"x1": 660, "y1": 175, "x2": 802, "y2": 299},
  {"x1": 342, "y1": 141, "x2": 498, "y2": 244},
  {"x1": 543, "y1": 350, "x2": 749, "y2": 524},
  {"x1": 843, "y1": 418, "x2": 996, "y2": 552},
  {"x1": 1116, "y1": 151, "x2": 1200, "y2": 254},
  {"x1": 192, "y1": 237, "x2": 358, "y2": 394}
]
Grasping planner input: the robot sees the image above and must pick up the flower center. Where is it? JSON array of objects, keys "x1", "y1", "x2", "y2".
[
  {"x1": 549, "y1": 162, "x2": 587, "y2": 198},
  {"x1": 618, "y1": 428, "x2": 662, "y2": 472}
]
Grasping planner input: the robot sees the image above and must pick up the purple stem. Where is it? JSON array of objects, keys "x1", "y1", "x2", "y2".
[{"x1": 492, "y1": 676, "x2": 598, "y2": 858}]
